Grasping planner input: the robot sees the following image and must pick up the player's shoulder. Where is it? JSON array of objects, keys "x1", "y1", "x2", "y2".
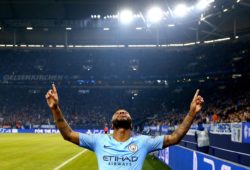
[
  {"x1": 133, "y1": 134, "x2": 165, "y2": 141},
  {"x1": 95, "y1": 134, "x2": 113, "y2": 141},
  {"x1": 79, "y1": 133, "x2": 109, "y2": 138},
  {"x1": 131, "y1": 135, "x2": 159, "y2": 146},
  {"x1": 132, "y1": 134, "x2": 154, "y2": 140}
]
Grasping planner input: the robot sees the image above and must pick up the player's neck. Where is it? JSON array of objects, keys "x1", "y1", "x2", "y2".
[{"x1": 113, "y1": 128, "x2": 131, "y2": 142}]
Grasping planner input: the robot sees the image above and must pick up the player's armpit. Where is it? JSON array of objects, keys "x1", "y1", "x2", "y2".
[{"x1": 69, "y1": 131, "x2": 80, "y2": 145}]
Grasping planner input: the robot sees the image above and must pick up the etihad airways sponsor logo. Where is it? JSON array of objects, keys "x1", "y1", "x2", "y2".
[
  {"x1": 103, "y1": 155, "x2": 138, "y2": 162},
  {"x1": 103, "y1": 155, "x2": 139, "y2": 167}
]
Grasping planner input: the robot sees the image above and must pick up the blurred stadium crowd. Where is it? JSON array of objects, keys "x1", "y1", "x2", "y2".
[
  {"x1": 0, "y1": 86, "x2": 249, "y2": 130},
  {"x1": 0, "y1": 42, "x2": 250, "y2": 129},
  {"x1": 144, "y1": 90, "x2": 250, "y2": 128}
]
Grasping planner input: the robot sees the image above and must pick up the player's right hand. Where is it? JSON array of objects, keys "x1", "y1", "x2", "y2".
[{"x1": 45, "y1": 83, "x2": 59, "y2": 109}]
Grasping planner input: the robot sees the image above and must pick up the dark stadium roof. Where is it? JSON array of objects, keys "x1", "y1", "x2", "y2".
[
  {"x1": 0, "y1": 0, "x2": 250, "y2": 45},
  {"x1": 0, "y1": 0, "x2": 249, "y2": 19}
]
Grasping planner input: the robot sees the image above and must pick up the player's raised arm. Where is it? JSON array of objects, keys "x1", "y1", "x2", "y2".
[
  {"x1": 163, "y1": 89, "x2": 204, "y2": 148},
  {"x1": 45, "y1": 84, "x2": 79, "y2": 145}
]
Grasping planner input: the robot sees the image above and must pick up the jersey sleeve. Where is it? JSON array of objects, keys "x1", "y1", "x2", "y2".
[
  {"x1": 144, "y1": 135, "x2": 164, "y2": 153},
  {"x1": 79, "y1": 133, "x2": 97, "y2": 151}
]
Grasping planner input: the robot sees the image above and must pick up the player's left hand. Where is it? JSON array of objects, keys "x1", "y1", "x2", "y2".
[{"x1": 189, "y1": 89, "x2": 204, "y2": 117}]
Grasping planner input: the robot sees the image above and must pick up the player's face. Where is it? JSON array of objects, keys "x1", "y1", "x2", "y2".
[{"x1": 112, "y1": 109, "x2": 132, "y2": 130}]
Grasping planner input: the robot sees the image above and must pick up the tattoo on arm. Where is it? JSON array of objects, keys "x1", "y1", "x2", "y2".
[
  {"x1": 57, "y1": 118, "x2": 65, "y2": 123},
  {"x1": 51, "y1": 107, "x2": 73, "y2": 142},
  {"x1": 164, "y1": 114, "x2": 194, "y2": 148},
  {"x1": 59, "y1": 125, "x2": 72, "y2": 133},
  {"x1": 59, "y1": 125, "x2": 72, "y2": 141},
  {"x1": 57, "y1": 121, "x2": 72, "y2": 138}
]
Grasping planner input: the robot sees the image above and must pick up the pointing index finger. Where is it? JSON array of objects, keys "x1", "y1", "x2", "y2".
[
  {"x1": 192, "y1": 89, "x2": 200, "y2": 101},
  {"x1": 52, "y1": 83, "x2": 57, "y2": 93}
]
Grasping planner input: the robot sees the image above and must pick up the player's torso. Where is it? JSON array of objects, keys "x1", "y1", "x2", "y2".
[{"x1": 95, "y1": 135, "x2": 147, "y2": 170}]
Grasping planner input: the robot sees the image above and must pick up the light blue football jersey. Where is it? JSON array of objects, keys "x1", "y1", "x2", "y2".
[{"x1": 79, "y1": 133, "x2": 164, "y2": 170}]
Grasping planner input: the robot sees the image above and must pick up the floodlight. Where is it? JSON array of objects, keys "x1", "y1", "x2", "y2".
[
  {"x1": 119, "y1": 9, "x2": 133, "y2": 24},
  {"x1": 147, "y1": 7, "x2": 164, "y2": 23},
  {"x1": 196, "y1": 0, "x2": 214, "y2": 10},
  {"x1": 174, "y1": 4, "x2": 189, "y2": 17},
  {"x1": 196, "y1": 0, "x2": 210, "y2": 10},
  {"x1": 26, "y1": 27, "x2": 33, "y2": 30}
]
